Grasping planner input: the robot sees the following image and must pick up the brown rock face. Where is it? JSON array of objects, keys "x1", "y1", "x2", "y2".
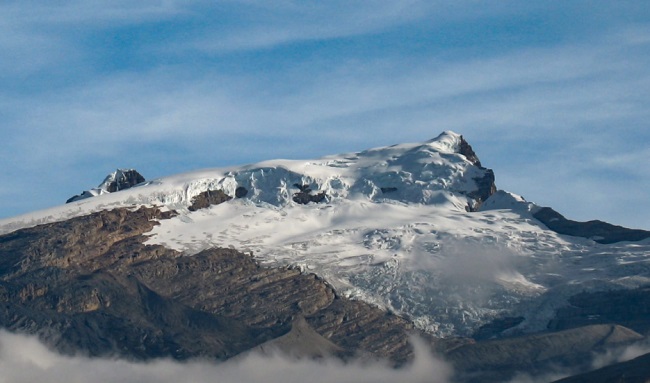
[
  {"x1": 459, "y1": 136, "x2": 482, "y2": 167},
  {"x1": 188, "y1": 189, "x2": 232, "y2": 211},
  {"x1": 0, "y1": 206, "x2": 176, "y2": 277},
  {"x1": 456, "y1": 136, "x2": 497, "y2": 209},
  {"x1": 292, "y1": 184, "x2": 328, "y2": 205},
  {"x1": 0, "y1": 205, "x2": 419, "y2": 363}
]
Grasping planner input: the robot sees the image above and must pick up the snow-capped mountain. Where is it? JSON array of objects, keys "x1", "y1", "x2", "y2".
[
  {"x1": 66, "y1": 168, "x2": 145, "y2": 203},
  {"x1": 1, "y1": 131, "x2": 649, "y2": 339}
]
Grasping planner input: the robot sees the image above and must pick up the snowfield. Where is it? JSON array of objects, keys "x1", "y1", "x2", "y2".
[{"x1": 1, "y1": 131, "x2": 649, "y2": 337}]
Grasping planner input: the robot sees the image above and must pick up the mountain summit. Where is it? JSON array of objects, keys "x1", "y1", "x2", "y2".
[
  {"x1": 1, "y1": 132, "x2": 650, "y2": 382},
  {"x1": 66, "y1": 132, "x2": 494, "y2": 212},
  {"x1": 66, "y1": 168, "x2": 145, "y2": 203}
]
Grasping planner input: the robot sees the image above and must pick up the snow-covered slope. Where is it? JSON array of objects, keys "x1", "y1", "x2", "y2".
[{"x1": 1, "y1": 131, "x2": 649, "y2": 337}]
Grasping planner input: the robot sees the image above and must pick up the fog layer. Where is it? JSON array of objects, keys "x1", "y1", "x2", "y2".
[{"x1": 0, "y1": 331, "x2": 452, "y2": 383}]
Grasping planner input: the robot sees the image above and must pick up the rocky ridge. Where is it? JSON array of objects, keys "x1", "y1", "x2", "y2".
[
  {"x1": 0, "y1": 205, "x2": 427, "y2": 363},
  {"x1": 66, "y1": 169, "x2": 145, "y2": 203},
  {"x1": 56, "y1": 132, "x2": 496, "y2": 213},
  {"x1": 533, "y1": 207, "x2": 650, "y2": 244}
]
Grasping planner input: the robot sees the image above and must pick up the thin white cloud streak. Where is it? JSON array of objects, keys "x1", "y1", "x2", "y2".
[
  {"x1": 179, "y1": 1, "x2": 522, "y2": 53},
  {"x1": 0, "y1": 1, "x2": 197, "y2": 77},
  {"x1": 0, "y1": 25, "x2": 77, "y2": 77},
  {"x1": 0, "y1": 0, "x2": 186, "y2": 26},
  {"x1": 7, "y1": 32, "x2": 647, "y2": 168},
  {"x1": 0, "y1": 331, "x2": 453, "y2": 383},
  {"x1": 3, "y1": 3, "x2": 646, "y2": 143},
  {"x1": 9, "y1": 34, "x2": 646, "y2": 149},
  {"x1": 620, "y1": 26, "x2": 650, "y2": 45},
  {"x1": 0, "y1": 0, "x2": 495, "y2": 62},
  {"x1": 186, "y1": 2, "x2": 416, "y2": 52}
]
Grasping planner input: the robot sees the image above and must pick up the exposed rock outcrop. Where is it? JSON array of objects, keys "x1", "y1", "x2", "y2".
[
  {"x1": 0, "y1": 207, "x2": 421, "y2": 363},
  {"x1": 188, "y1": 189, "x2": 232, "y2": 211},
  {"x1": 468, "y1": 169, "x2": 497, "y2": 210},
  {"x1": 102, "y1": 169, "x2": 145, "y2": 193},
  {"x1": 459, "y1": 135, "x2": 482, "y2": 167},
  {"x1": 456, "y1": 135, "x2": 496, "y2": 208},
  {"x1": 292, "y1": 184, "x2": 327, "y2": 205}
]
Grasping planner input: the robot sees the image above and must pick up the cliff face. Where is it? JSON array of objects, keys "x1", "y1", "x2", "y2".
[
  {"x1": 0, "y1": 205, "x2": 420, "y2": 363},
  {"x1": 458, "y1": 135, "x2": 496, "y2": 210}
]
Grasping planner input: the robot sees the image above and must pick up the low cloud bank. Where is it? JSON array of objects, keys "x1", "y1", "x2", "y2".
[
  {"x1": 0, "y1": 331, "x2": 452, "y2": 383},
  {"x1": 507, "y1": 369, "x2": 573, "y2": 383},
  {"x1": 591, "y1": 339, "x2": 650, "y2": 370},
  {"x1": 2, "y1": 328, "x2": 647, "y2": 382}
]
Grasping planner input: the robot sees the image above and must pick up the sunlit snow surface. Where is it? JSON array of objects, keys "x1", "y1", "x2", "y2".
[
  {"x1": 144, "y1": 198, "x2": 650, "y2": 336},
  {"x1": 2, "y1": 132, "x2": 649, "y2": 337}
]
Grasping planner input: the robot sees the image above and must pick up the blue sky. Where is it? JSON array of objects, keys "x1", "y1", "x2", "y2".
[{"x1": 1, "y1": 1, "x2": 649, "y2": 229}]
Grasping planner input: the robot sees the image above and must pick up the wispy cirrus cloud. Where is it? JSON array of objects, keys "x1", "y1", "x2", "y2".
[
  {"x1": 176, "y1": 0, "x2": 522, "y2": 53},
  {"x1": 0, "y1": 0, "x2": 186, "y2": 25}
]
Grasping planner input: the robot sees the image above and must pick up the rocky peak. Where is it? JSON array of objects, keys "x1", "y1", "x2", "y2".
[
  {"x1": 62, "y1": 134, "x2": 496, "y2": 213},
  {"x1": 66, "y1": 169, "x2": 145, "y2": 203},
  {"x1": 458, "y1": 135, "x2": 482, "y2": 168},
  {"x1": 99, "y1": 169, "x2": 145, "y2": 193},
  {"x1": 429, "y1": 130, "x2": 485, "y2": 167}
]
